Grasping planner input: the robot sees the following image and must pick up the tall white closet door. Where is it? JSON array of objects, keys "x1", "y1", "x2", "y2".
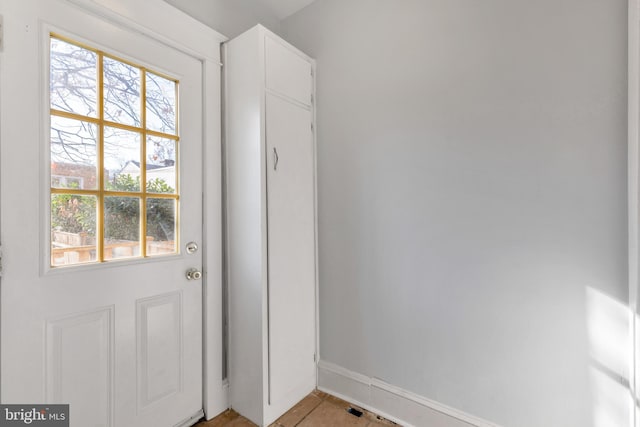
[{"x1": 265, "y1": 92, "x2": 316, "y2": 403}]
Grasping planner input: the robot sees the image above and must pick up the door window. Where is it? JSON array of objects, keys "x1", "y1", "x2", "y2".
[{"x1": 50, "y1": 35, "x2": 180, "y2": 267}]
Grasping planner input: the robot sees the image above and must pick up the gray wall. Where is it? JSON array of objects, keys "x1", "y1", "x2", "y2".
[
  {"x1": 282, "y1": 1, "x2": 628, "y2": 426},
  {"x1": 164, "y1": 0, "x2": 281, "y2": 38}
]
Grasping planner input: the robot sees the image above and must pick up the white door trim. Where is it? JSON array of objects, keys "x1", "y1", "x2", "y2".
[
  {"x1": 629, "y1": 1, "x2": 639, "y2": 427},
  {"x1": 48, "y1": 0, "x2": 228, "y2": 419},
  {"x1": 66, "y1": 0, "x2": 226, "y2": 62}
]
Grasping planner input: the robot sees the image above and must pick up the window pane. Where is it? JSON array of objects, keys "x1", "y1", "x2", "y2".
[
  {"x1": 146, "y1": 136, "x2": 176, "y2": 193},
  {"x1": 104, "y1": 57, "x2": 141, "y2": 126},
  {"x1": 104, "y1": 127, "x2": 141, "y2": 192},
  {"x1": 147, "y1": 198, "x2": 176, "y2": 256},
  {"x1": 146, "y1": 72, "x2": 176, "y2": 134},
  {"x1": 49, "y1": 36, "x2": 182, "y2": 267},
  {"x1": 51, "y1": 116, "x2": 98, "y2": 190},
  {"x1": 50, "y1": 38, "x2": 98, "y2": 117},
  {"x1": 104, "y1": 196, "x2": 140, "y2": 260},
  {"x1": 51, "y1": 194, "x2": 97, "y2": 266}
]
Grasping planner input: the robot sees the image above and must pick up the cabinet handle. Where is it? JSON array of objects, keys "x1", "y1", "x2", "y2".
[{"x1": 273, "y1": 147, "x2": 279, "y2": 171}]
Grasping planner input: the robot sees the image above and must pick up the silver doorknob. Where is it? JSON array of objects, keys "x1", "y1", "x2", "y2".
[{"x1": 186, "y1": 268, "x2": 202, "y2": 280}]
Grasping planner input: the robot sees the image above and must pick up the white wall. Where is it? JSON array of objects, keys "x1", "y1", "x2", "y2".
[
  {"x1": 164, "y1": 0, "x2": 281, "y2": 38},
  {"x1": 282, "y1": 1, "x2": 629, "y2": 426}
]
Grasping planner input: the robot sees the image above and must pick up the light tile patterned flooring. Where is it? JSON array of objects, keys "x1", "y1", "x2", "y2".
[{"x1": 195, "y1": 390, "x2": 398, "y2": 427}]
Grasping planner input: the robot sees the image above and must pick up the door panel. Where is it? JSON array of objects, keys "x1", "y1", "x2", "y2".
[
  {"x1": 46, "y1": 307, "x2": 113, "y2": 427},
  {"x1": 0, "y1": 1, "x2": 204, "y2": 426},
  {"x1": 265, "y1": 93, "x2": 316, "y2": 404},
  {"x1": 137, "y1": 292, "x2": 183, "y2": 409}
]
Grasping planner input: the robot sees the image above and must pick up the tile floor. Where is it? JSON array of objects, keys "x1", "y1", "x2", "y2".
[{"x1": 195, "y1": 390, "x2": 398, "y2": 427}]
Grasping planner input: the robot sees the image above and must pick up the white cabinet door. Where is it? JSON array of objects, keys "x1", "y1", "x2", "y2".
[
  {"x1": 265, "y1": 37, "x2": 313, "y2": 106},
  {"x1": 0, "y1": 1, "x2": 207, "y2": 426},
  {"x1": 265, "y1": 92, "x2": 316, "y2": 410}
]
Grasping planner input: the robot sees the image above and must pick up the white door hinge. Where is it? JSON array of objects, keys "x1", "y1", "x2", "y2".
[
  {"x1": 311, "y1": 123, "x2": 314, "y2": 132},
  {"x1": 0, "y1": 245, "x2": 4, "y2": 276},
  {"x1": 311, "y1": 93, "x2": 314, "y2": 104}
]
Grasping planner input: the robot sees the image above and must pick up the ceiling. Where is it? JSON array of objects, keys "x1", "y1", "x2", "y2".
[{"x1": 251, "y1": 0, "x2": 317, "y2": 20}]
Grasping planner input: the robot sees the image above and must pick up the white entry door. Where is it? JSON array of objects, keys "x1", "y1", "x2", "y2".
[{"x1": 0, "y1": 1, "x2": 209, "y2": 426}]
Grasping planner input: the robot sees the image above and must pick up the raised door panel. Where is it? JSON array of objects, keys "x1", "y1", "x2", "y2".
[
  {"x1": 265, "y1": 36, "x2": 312, "y2": 106},
  {"x1": 136, "y1": 292, "x2": 183, "y2": 410},
  {"x1": 265, "y1": 92, "x2": 316, "y2": 416},
  {"x1": 46, "y1": 307, "x2": 114, "y2": 427}
]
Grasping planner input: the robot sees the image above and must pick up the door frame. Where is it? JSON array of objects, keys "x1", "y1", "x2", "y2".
[
  {"x1": 0, "y1": 0, "x2": 229, "y2": 419},
  {"x1": 630, "y1": 1, "x2": 639, "y2": 426}
]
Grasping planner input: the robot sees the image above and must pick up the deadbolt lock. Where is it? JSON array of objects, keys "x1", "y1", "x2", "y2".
[{"x1": 185, "y1": 241, "x2": 198, "y2": 254}]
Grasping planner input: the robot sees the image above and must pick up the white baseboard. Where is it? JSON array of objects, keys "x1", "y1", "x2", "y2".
[{"x1": 317, "y1": 360, "x2": 502, "y2": 427}]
